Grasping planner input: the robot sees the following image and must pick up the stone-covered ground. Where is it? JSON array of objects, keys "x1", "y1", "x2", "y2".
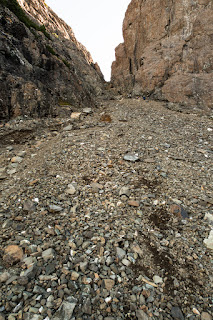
[{"x1": 0, "y1": 98, "x2": 212, "y2": 320}]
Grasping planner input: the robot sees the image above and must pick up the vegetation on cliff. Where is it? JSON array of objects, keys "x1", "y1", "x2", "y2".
[{"x1": 0, "y1": 0, "x2": 51, "y2": 39}]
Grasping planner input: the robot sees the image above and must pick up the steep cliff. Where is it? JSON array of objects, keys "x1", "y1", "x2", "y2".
[
  {"x1": 111, "y1": 0, "x2": 213, "y2": 110},
  {"x1": 0, "y1": 0, "x2": 105, "y2": 120}
]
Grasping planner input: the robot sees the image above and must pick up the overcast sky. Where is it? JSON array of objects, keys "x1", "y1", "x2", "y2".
[{"x1": 45, "y1": 0, "x2": 130, "y2": 81}]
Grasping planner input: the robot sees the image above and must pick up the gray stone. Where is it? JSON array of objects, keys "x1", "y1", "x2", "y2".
[
  {"x1": 116, "y1": 247, "x2": 126, "y2": 260},
  {"x1": 48, "y1": 205, "x2": 63, "y2": 213},
  {"x1": 42, "y1": 248, "x2": 55, "y2": 261},
  {"x1": 82, "y1": 298, "x2": 92, "y2": 315},
  {"x1": 171, "y1": 306, "x2": 184, "y2": 320},
  {"x1": 0, "y1": 272, "x2": 10, "y2": 283},
  {"x1": 52, "y1": 301, "x2": 76, "y2": 320},
  {"x1": 63, "y1": 125, "x2": 73, "y2": 131},
  {"x1": 23, "y1": 200, "x2": 36, "y2": 212},
  {"x1": 136, "y1": 310, "x2": 150, "y2": 320},
  {"x1": 20, "y1": 264, "x2": 37, "y2": 280},
  {"x1": 80, "y1": 261, "x2": 89, "y2": 273},
  {"x1": 119, "y1": 186, "x2": 130, "y2": 197}
]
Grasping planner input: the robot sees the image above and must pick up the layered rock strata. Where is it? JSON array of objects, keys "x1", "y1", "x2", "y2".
[
  {"x1": 0, "y1": 0, "x2": 104, "y2": 120},
  {"x1": 111, "y1": 0, "x2": 213, "y2": 110}
]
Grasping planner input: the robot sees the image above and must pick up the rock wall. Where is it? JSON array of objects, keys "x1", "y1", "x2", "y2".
[
  {"x1": 0, "y1": 0, "x2": 104, "y2": 120},
  {"x1": 111, "y1": 0, "x2": 213, "y2": 110}
]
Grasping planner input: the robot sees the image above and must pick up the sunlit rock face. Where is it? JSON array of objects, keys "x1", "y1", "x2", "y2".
[
  {"x1": 0, "y1": 0, "x2": 104, "y2": 120},
  {"x1": 111, "y1": 0, "x2": 213, "y2": 110}
]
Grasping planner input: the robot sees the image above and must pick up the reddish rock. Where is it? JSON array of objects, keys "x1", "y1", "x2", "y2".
[
  {"x1": 111, "y1": 0, "x2": 213, "y2": 110},
  {"x1": 100, "y1": 114, "x2": 112, "y2": 123},
  {"x1": 128, "y1": 200, "x2": 140, "y2": 207},
  {"x1": 3, "y1": 245, "x2": 24, "y2": 265},
  {"x1": 103, "y1": 279, "x2": 115, "y2": 291}
]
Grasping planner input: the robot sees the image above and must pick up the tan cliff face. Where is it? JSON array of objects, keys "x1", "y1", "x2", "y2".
[
  {"x1": 111, "y1": 0, "x2": 213, "y2": 110},
  {"x1": 0, "y1": 0, "x2": 104, "y2": 120}
]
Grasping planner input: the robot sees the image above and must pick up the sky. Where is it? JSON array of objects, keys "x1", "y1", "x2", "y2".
[{"x1": 45, "y1": 0, "x2": 130, "y2": 81}]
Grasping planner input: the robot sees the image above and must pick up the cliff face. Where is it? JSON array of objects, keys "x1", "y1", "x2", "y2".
[
  {"x1": 111, "y1": 0, "x2": 213, "y2": 110},
  {"x1": 0, "y1": 0, "x2": 104, "y2": 120}
]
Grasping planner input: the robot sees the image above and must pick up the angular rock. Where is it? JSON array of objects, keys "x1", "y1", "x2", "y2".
[
  {"x1": 116, "y1": 247, "x2": 126, "y2": 260},
  {"x1": 63, "y1": 125, "x2": 73, "y2": 131},
  {"x1": 80, "y1": 261, "x2": 89, "y2": 273},
  {"x1": 128, "y1": 200, "x2": 140, "y2": 207},
  {"x1": 90, "y1": 182, "x2": 103, "y2": 193},
  {"x1": 203, "y1": 230, "x2": 213, "y2": 249},
  {"x1": 71, "y1": 112, "x2": 81, "y2": 120},
  {"x1": 82, "y1": 298, "x2": 92, "y2": 315},
  {"x1": 122, "y1": 258, "x2": 131, "y2": 267},
  {"x1": 103, "y1": 279, "x2": 115, "y2": 291},
  {"x1": 71, "y1": 271, "x2": 80, "y2": 281},
  {"x1": 48, "y1": 205, "x2": 63, "y2": 213},
  {"x1": 136, "y1": 310, "x2": 150, "y2": 320},
  {"x1": 119, "y1": 186, "x2": 130, "y2": 197},
  {"x1": 23, "y1": 200, "x2": 36, "y2": 212},
  {"x1": 170, "y1": 204, "x2": 189, "y2": 219},
  {"x1": 52, "y1": 301, "x2": 76, "y2": 320},
  {"x1": 171, "y1": 306, "x2": 185, "y2": 320},
  {"x1": 42, "y1": 248, "x2": 55, "y2": 261}
]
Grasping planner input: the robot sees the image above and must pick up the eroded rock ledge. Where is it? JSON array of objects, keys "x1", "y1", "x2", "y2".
[{"x1": 111, "y1": 0, "x2": 213, "y2": 110}]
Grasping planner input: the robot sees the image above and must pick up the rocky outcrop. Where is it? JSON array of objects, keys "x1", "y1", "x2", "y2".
[
  {"x1": 111, "y1": 0, "x2": 213, "y2": 110},
  {"x1": 0, "y1": 0, "x2": 104, "y2": 120}
]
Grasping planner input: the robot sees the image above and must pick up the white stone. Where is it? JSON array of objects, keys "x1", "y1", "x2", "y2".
[
  {"x1": 153, "y1": 275, "x2": 163, "y2": 284},
  {"x1": 204, "y1": 230, "x2": 213, "y2": 249},
  {"x1": 66, "y1": 184, "x2": 76, "y2": 195},
  {"x1": 204, "y1": 213, "x2": 213, "y2": 223},
  {"x1": 122, "y1": 258, "x2": 131, "y2": 267}
]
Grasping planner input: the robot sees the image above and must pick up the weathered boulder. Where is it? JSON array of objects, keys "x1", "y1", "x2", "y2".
[
  {"x1": 0, "y1": 0, "x2": 104, "y2": 120},
  {"x1": 111, "y1": 0, "x2": 213, "y2": 110}
]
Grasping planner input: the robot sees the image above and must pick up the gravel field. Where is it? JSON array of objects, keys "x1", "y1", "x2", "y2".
[{"x1": 0, "y1": 98, "x2": 212, "y2": 320}]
